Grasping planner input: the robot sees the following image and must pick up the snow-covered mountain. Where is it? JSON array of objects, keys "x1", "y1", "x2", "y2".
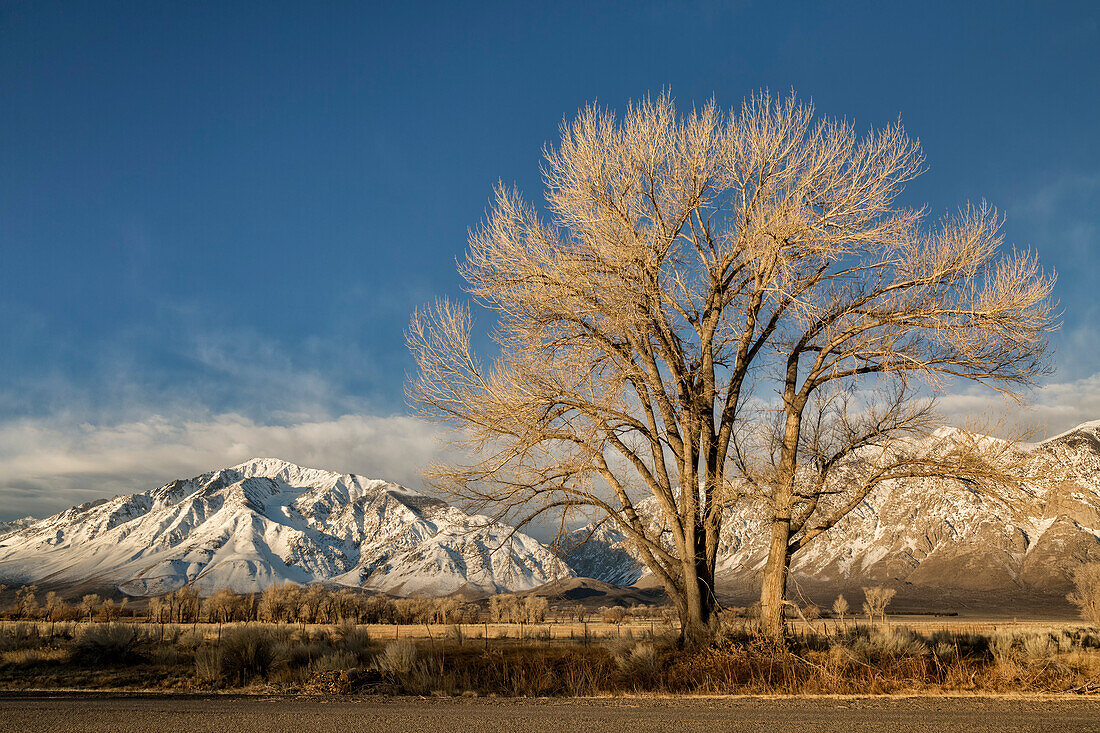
[
  {"x1": 565, "y1": 421, "x2": 1100, "y2": 596},
  {"x1": 0, "y1": 458, "x2": 571, "y2": 597}
]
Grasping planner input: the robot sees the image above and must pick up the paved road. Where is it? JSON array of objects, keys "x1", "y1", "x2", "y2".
[{"x1": 0, "y1": 693, "x2": 1097, "y2": 732}]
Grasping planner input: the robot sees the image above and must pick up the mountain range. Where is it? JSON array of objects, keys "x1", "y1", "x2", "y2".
[
  {"x1": 564, "y1": 421, "x2": 1100, "y2": 601},
  {"x1": 0, "y1": 458, "x2": 570, "y2": 597},
  {"x1": 3, "y1": 420, "x2": 1100, "y2": 605}
]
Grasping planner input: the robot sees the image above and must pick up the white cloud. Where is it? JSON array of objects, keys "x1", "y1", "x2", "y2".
[
  {"x1": 4, "y1": 371, "x2": 1099, "y2": 523},
  {"x1": 0, "y1": 412, "x2": 451, "y2": 521},
  {"x1": 937, "y1": 372, "x2": 1100, "y2": 438}
]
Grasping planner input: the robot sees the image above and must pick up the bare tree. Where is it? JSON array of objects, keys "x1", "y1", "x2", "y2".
[
  {"x1": 80, "y1": 594, "x2": 101, "y2": 622},
  {"x1": 1068, "y1": 563, "x2": 1100, "y2": 626},
  {"x1": 43, "y1": 591, "x2": 65, "y2": 622},
  {"x1": 862, "y1": 586, "x2": 896, "y2": 625},
  {"x1": 408, "y1": 92, "x2": 1056, "y2": 643},
  {"x1": 202, "y1": 588, "x2": 240, "y2": 624},
  {"x1": 832, "y1": 594, "x2": 849, "y2": 627}
]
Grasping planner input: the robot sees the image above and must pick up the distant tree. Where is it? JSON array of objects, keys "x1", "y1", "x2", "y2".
[
  {"x1": 862, "y1": 586, "x2": 896, "y2": 625},
  {"x1": 1068, "y1": 563, "x2": 1100, "y2": 626},
  {"x1": 523, "y1": 596, "x2": 549, "y2": 624},
  {"x1": 80, "y1": 594, "x2": 101, "y2": 622},
  {"x1": 832, "y1": 594, "x2": 849, "y2": 626},
  {"x1": 602, "y1": 606, "x2": 628, "y2": 626},
  {"x1": 15, "y1": 585, "x2": 39, "y2": 619},
  {"x1": 490, "y1": 595, "x2": 523, "y2": 624},
  {"x1": 203, "y1": 588, "x2": 240, "y2": 624},
  {"x1": 802, "y1": 603, "x2": 821, "y2": 629},
  {"x1": 408, "y1": 91, "x2": 1057, "y2": 643},
  {"x1": 148, "y1": 595, "x2": 169, "y2": 624},
  {"x1": 259, "y1": 582, "x2": 302, "y2": 623},
  {"x1": 167, "y1": 586, "x2": 200, "y2": 623},
  {"x1": 43, "y1": 591, "x2": 67, "y2": 622},
  {"x1": 301, "y1": 584, "x2": 327, "y2": 624}
]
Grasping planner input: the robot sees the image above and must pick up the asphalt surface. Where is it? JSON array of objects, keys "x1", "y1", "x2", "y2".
[{"x1": 0, "y1": 693, "x2": 1098, "y2": 732}]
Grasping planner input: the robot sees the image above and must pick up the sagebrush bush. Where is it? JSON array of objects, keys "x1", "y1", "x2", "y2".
[
  {"x1": 311, "y1": 650, "x2": 357, "y2": 673},
  {"x1": 1021, "y1": 633, "x2": 1056, "y2": 665},
  {"x1": 335, "y1": 625, "x2": 377, "y2": 664},
  {"x1": 194, "y1": 646, "x2": 222, "y2": 683},
  {"x1": 934, "y1": 641, "x2": 958, "y2": 664},
  {"x1": 614, "y1": 641, "x2": 663, "y2": 689},
  {"x1": 218, "y1": 627, "x2": 276, "y2": 685},
  {"x1": 376, "y1": 639, "x2": 418, "y2": 675},
  {"x1": 989, "y1": 632, "x2": 1018, "y2": 667},
  {"x1": 70, "y1": 623, "x2": 143, "y2": 666}
]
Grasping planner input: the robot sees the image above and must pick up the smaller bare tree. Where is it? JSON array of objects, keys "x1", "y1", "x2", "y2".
[
  {"x1": 832, "y1": 594, "x2": 849, "y2": 628},
  {"x1": 802, "y1": 604, "x2": 821, "y2": 631},
  {"x1": 80, "y1": 594, "x2": 100, "y2": 622},
  {"x1": 1068, "y1": 563, "x2": 1100, "y2": 626},
  {"x1": 15, "y1": 585, "x2": 39, "y2": 619},
  {"x1": 862, "y1": 586, "x2": 896, "y2": 625},
  {"x1": 602, "y1": 606, "x2": 628, "y2": 626},
  {"x1": 43, "y1": 591, "x2": 65, "y2": 622}
]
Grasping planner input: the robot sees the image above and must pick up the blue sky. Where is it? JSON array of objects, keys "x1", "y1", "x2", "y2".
[{"x1": 1, "y1": 1, "x2": 1098, "y2": 519}]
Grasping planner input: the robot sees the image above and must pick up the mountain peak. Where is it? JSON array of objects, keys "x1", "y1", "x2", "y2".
[
  {"x1": 1043, "y1": 419, "x2": 1100, "y2": 445},
  {"x1": 0, "y1": 458, "x2": 571, "y2": 597},
  {"x1": 231, "y1": 457, "x2": 320, "y2": 475}
]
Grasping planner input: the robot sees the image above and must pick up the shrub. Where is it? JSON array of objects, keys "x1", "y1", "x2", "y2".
[
  {"x1": 614, "y1": 641, "x2": 663, "y2": 688},
  {"x1": 70, "y1": 624, "x2": 143, "y2": 666},
  {"x1": 934, "y1": 641, "x2": 958, "y2": 664},
  {"x1": 844, "y1": 626, "x2": 927, "y2": 664},
  {"x1": 376, "y1": 639, "x2": 418, "y2": 675},
  {"x1": 989, "y1": 632, "x2": 1017, "y2": 667},
  {"x1": 1021, "y1": 633, "x2": 1056, "y2": 665},
  {"x1": 219, "y1": 627, "x2": 276, "y2": 685},
  {"x1": 334, "y1": 624, "x2": 377, "y2": 664},
  {"x1": 194, "y1": 646, "x2": 222, "y2": 683},
  {"x1": 311, "y1": 650, "x2": 357, "y2": 672}
]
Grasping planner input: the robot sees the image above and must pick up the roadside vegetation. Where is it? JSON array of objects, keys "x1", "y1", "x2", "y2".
[
  {"x1": 3, "y1": 578, "x2": 1100, "y2": 695},
  {"x1": 4, "y1": 615, "x2": 1100, "y2": 695}
]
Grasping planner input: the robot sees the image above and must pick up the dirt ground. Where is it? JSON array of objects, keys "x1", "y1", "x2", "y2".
[{"x1": 1, "y1": 692, "x2": 1098, "y2": 733}]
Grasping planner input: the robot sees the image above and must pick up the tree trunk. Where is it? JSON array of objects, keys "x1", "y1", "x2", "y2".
[
  {"x1": 759, "y1": 516, "x2": 792, "y2": 640},
  {"x1": 677, "y1": 563, "x2": 717, "y2": 646}
]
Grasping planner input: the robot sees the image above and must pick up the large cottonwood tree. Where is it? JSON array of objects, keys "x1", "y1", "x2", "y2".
[{"x1": 407, "y1": 93, "x2": 1056, "y2": 642}]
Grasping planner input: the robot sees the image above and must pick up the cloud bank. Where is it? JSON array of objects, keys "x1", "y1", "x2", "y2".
[
  {"x1": 3, "y1": 372, "x2": 1099, "y2": 522},
  {"x1": 0, "y1": 412, "x2": 449, "y2": 521}
]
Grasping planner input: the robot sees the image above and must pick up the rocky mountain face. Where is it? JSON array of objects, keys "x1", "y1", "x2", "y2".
[
  {"x1": 4, "y1": 421, "x2": 1100, "y2": 603},
  {"x1": 565, "y1": 421, "x2": 1100, "y2": 598},
  {"x1": 0, "y1": 458, "x2": 571, "y2": 597}
]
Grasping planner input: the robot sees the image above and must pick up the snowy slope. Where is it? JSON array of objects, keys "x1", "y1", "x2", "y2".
[
  {"x1": 566, "y1": 421, "x2": 1100, "y2": 595},
  {"x1": 0, "y1": 458, "x2": 571, "y2": 597}
]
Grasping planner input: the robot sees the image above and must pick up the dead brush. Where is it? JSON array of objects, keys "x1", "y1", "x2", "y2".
[
  {"x1": 0, "y1": 622, "x2": 42, "y2": 652},
  {"x1": 70, "y1": 623, "x2": 143, "y2": 666},
  {"x1": 613, "y1": 641, "x2": 664, "y2": 690},
  {"x1": 375, "y1": 639, "x2": 418, "y2": 676},
  {"x1": 217, "y1": 626, "x2": 277, "y2": 685},
  {"x1": 333, "y1": 624, "x2": 377, "y2": 665}
]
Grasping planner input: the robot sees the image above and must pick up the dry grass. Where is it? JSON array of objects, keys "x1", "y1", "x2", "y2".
[{"x1": 2, "y1": 619, "x2": 1100, "y2": 696}]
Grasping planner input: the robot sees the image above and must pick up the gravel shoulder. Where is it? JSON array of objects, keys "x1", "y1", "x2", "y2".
[{"x1": 1, "y1": 692, "x2": 1099, "y2": 733}]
